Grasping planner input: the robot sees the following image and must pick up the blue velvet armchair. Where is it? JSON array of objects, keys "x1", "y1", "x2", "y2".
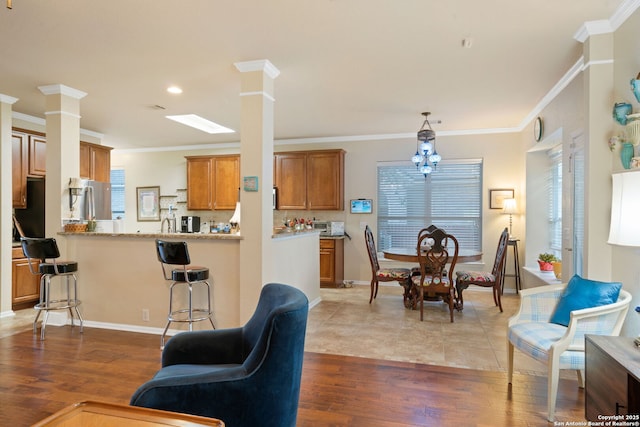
[{"x1": 130, "y1": 283, "x2": 309, "y2": 427}]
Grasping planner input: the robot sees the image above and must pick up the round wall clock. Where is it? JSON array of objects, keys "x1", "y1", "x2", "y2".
[{"x1": 534, "y1": 117, "x2": 544, "y2": 142}]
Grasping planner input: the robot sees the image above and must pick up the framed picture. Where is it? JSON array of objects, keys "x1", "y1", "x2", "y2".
[
  {"x1": 136, "y1": 186, "x2": 160, "y2": 221},
  {"x1": 489, "y1": 189, "x2": 514, "y2": 209},
  {"x1": 243, "y1": 176, "x2": 259, "y2": 192}
]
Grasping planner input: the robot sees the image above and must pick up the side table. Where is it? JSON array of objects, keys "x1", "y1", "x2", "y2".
[{"x1": 501, "y1": 238, "x2": 521, "y2": 294}]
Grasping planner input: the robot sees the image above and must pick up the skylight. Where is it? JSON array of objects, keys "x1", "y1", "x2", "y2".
[{"x1": 165, "y1": 114, "x2": 235, "y2": 134}]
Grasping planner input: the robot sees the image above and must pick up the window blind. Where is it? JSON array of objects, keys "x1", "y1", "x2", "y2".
[
  {"x1": 547, "y1": 146, "x2": 562, "y2": 257},
  {"x1": 110, "y1": 168, "x2": 125, "y2": 219},
  {"x1": 377, "y1": 160, "x2": 483, "y2": 252}
]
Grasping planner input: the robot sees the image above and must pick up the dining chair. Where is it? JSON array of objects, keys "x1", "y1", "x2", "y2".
[
  {"x1": 412, "y1": 225, "x2": 442, "y2": 277},
  {"x1": 455, "y1": 227, "x2": 509, "y2": 312},
  {"x1": 411, "y1": 227, "x2": 459, "y2": 322},
  {"x1": 364, "y1": 225, "x2": 412, "y2": 305}
]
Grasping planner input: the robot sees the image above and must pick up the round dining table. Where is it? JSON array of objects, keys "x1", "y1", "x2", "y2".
[{"x1": 382, "y1": 247, "x2": 482, "y2": 263}]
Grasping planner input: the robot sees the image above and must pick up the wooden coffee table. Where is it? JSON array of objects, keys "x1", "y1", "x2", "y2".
[{"x1": 32, "y1": 400, "x2": 224, "y2": 426}]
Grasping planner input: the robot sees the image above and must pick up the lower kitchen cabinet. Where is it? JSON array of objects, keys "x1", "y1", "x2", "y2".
[
  {"x1": 585, "y1": 335, "x2": 640, "y2": 421},
  {"x1": 320, "y1": 238, "x2": 344, "y2": 288},
  {"x1": 11, "y1": 246, "x2": 40, "y2": 310}
]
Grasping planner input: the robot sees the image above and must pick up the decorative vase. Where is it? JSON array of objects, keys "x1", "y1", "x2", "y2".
[
  {"x1": 613, "y1": 102, "x2": 633, "y2": 125},
  {"x1": 631, "y1": 75, "x2": 640, "y2": 103},
  {"x1": 552, "y1": 261, "x2": 562, "y2": 280},
  {"x1": 538, "y1": 260, "x2": 554, "y2": 271},
  {"x1": 621, "y1": 142, "x2": 635, "y2": 169}
]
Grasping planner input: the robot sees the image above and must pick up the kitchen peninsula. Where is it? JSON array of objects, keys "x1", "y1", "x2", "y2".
[{"x1": 58, "y1": 229, "x2": 319, "y2": 336}]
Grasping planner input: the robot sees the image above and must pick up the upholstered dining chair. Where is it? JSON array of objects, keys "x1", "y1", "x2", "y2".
[
  {"x1": 411, "y1": 227, "x2": 459, "y2": 322},
  {"x1": 507, "y1": 278, "x2": 631, "y2": 421},
  {"x1": 455, "y1": 227, "x2": 509, "y2": 312},
  {"x1": 130, "y1": 283, "x2": 308, "y2": 427},
  {"x1": 365, "y1": 225, "x2": 412, "y2": 305}
]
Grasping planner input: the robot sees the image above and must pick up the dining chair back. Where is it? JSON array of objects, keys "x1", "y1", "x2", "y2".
[
  {"x1": 364, "y1": 225, "x2": 411, "y2": 304},
  {"x1": 411, "y1": 228, "x2": 459, "y2": 322},
  {"x1": 455, "y1": 227, "x2": 509, "y2": 312}
]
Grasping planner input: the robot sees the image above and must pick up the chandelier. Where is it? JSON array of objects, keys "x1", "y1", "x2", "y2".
[{"x1": 411, "y1": 112, "x2": 441, "y2": 177}]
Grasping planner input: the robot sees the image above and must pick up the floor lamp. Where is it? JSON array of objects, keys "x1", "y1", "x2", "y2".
[{"x1": 502, "y1": 198, "x2": 517, "y2": 238}]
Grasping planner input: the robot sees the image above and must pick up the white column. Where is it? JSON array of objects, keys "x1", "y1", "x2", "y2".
[
  {"x1": 0, "y1": 94, "x2": 19, "y2": 316},
  {"x1": 37, "y1": 84, "x2": 86, "y2": 242},
  {"x1": 234, "y1": 60, "x2": 279, "y2": 323}
]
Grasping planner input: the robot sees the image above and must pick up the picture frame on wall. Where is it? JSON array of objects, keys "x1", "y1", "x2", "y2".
[
  {"x1": 489, "y1": 189, "x2": 514, "y2": 209},
  {"x1": 136, "y1": 186, "x2": 160, "y2": 221}
]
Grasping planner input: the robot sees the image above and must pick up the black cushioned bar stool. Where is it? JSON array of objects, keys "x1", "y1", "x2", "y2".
[
  {"x1": 156, "y1": 239, "x2": 215, "y2": 349},
  {"x1": 21, "y1": 237, "x2": 83, "y2": 340}
]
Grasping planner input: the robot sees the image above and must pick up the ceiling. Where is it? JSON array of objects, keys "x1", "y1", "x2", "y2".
[{"x1": 0, "y1": 0, "x2": 629, "y2": 150}]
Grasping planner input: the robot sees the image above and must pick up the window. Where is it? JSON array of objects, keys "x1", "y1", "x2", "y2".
[
  {"x1": 377, "y1": 159, "x2": 483, "y2": 252},
  {"x1": 548, "y1": 146, "x2": 562, "y2": 259},
  {"x1": 110, "y1": 168, "x2": 125, "y2": 220}
]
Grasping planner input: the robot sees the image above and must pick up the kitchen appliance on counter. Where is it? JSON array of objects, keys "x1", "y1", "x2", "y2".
[
  {"x1": 313, "y1": 221, "x2": 345, "y2": 236},
  {"x1": 181, "y1": 216, "x2": 201, "y2": 233}
]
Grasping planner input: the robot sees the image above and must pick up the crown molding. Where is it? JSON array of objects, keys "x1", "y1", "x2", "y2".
[
  {"x1": 38, "y1": 84, "x2": 87, "y2": 99},
  {"x1": 234, "y1": 59, "x2": 280, "y2": 79},
  {"x1": 0, "y1": 94, "x2": 18, "y2": 104}
]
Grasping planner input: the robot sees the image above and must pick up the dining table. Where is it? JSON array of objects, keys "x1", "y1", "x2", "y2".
[
  {"x1": 382, "y1": 247, "x2": 482, "y2": 263},
  {"x1": 382, "y1": 247, "x2": 482, "y2": 310}
]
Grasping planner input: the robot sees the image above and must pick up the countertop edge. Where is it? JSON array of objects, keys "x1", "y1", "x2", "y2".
[{"x1": 58, "y1": 231, "x2": 243, "y2": 240}]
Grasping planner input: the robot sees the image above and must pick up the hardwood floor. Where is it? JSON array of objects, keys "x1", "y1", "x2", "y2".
[{"x1": 0, "y1": 326, "x2": 585, "y2": 426}]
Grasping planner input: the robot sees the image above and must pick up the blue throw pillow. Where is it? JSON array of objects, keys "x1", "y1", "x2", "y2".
[{"x1": 549, "y1": 274, "x2": 622, "y2": 327}]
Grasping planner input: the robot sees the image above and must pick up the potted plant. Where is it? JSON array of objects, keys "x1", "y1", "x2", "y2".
[{"x1": 538, "y1": 253, "x2": 557, "y2": 272}]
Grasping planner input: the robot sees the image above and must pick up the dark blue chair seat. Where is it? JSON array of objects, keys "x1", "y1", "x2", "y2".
[
  {"x1": 39, "y1": 261, "x2": 78, "y2": 275},
  {"x1": 171, "y1": 267, "x2": 208, "y2": 282},
  {"x1": 130, "y1": 283, "x2": 309, "y2": 427}
]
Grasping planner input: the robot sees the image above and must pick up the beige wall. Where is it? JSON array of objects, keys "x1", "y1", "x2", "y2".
[{"x1": 113, "y1": 131, "x2": 526, "y2": 293}]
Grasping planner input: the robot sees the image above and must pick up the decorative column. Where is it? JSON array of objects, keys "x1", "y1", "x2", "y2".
[
  {"x1": 576, "y1": 27, "x2": 615, "y2": 280},
  {"x1": 0, "y1": 94, "x2": 18, "y2": 316},
  {"x1": 234, "y1": 60, "x2": 279, "y2": 323},
  {"x1": 38, "y1": 84, "x2": 86, "y2": 242}
]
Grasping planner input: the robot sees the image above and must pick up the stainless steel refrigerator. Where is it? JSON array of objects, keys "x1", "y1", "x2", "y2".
[{"x1": 79, "y1": 180, "x2": 112, "y2": 220}]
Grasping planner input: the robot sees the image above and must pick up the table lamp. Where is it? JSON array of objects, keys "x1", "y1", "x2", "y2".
[
  {"x1": 502, "y1": 198, "x2": 517, "y2": 238},
  {"x1": 608, "y1": 170, "x2": 640, "y2": 346}
]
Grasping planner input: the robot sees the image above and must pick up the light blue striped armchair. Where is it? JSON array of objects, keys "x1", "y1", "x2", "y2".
[{"x1": 507, "y1": 283, "x2": 631, "y2": 421}]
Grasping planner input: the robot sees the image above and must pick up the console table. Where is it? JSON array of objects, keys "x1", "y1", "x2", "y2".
[{"x1": 585, "y1": 335, "x2": 640, "y2": 421}]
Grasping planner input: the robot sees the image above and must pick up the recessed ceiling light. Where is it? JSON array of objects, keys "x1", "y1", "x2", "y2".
[
  {"x1": 166, "y1": 114, "x2": 235, "y2": 134},
  {"x1": 167, "y1": 86, "x2": 183, "y2": 94}
]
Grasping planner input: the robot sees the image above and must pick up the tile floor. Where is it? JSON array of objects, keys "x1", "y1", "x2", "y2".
[
  {"x1": 305, "y1": 284, "x2": 575, "y2": 379},
  {"x1": 0, "y1": 284, "x2": 575, "y2": 380}
]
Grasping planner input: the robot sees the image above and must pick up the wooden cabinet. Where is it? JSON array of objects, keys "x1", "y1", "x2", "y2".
[
  {"x1": 320, "y1": 238, "x2": 344, "y2": 288},
  {"x1": 186, "y1": 155, "x2": 240, "y2": 210},
  {"x1": 274, "y1": 149, "x2": 345, "y2": 211},
  {"x1": 585, "y1": 335, "x2": 640, "y2": 421},
  {"x1": 28, "y1": 134, "x2": 46, "y2": 177},
  {"x1": 11, "y1": 246, "x2": 40, "y2": 310},
  {"x1": 80, "y1": 141, "x2": 112, "y2": 182},
  {"x1": 12, "y1": 132, "x2": 28, "y2": 208}
]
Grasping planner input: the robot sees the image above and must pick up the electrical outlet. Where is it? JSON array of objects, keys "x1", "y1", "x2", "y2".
[
  {"x1": 142, "y1": 309, "x2": 150, "y2": 322},
  {"x1": 359, "y1": 221, "x2": 367, "y2": 230}
]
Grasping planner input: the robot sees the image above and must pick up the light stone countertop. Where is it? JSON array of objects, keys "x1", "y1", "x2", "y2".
[{"x1": 58, "y1": 231, "x2": 242, "y2": 240}]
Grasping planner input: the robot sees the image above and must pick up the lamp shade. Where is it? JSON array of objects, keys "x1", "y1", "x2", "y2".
[
  {"x1": 502, "y1": 198, "x2": 517, "y2": 215},
  {"x1": 608, "y1": 170, "x2": 640, "y2": 246}
]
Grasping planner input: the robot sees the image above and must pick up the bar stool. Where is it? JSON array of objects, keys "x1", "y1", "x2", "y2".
[
  {"x1": 20, "y1": 237, "x2": 83, "y2": 340},
  {"x1": 156, "y1": 239, "x2": 215, "y2": 349}
]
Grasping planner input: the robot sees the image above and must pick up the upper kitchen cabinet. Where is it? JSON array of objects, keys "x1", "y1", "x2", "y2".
[
  {"x1": 274, "y1": 149, "x2": 345, "y2": 210},
  {"x1": 186, "y1": 155, "x2": 240, "y2": 210},
  {"x1": 80, "y1": 141, "x2": 112, "y2": 182},
  {"x1": 28, "y1": 134, "x2": 46, "y2": 177},
  {"x1": 12, "y1": 131, "x2": 28, "y2": 208}
]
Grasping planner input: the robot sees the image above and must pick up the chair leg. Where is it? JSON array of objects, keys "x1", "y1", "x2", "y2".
[
  {"x1": 369, "y1": 278, "x2": 377, "y2": 303},
  {"x1": 507, "y1": 340, "x2": 514, "y2": 384},
  {"x1": 577, "y1": 369, "x2": 585, "y2": 389},
  {"x1": 447, "y1": 288, "x2": 454, "y2": 323},
  {"x1": 456, "y1": 286, "x2": 465, "y2": 311},
  {"x1": 547, "y1": 351, "x2": 561, "y2": 422},
  {"x1": 494, "y1": 284, "x2": 503, "y2": 312},
  {"x1": 419, "y1": 287, "x2": 424, "y2": 321}
]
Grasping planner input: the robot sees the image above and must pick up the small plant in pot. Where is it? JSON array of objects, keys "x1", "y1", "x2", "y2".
[{"x1": 538, "y1": 253, "x2": 558, "y2": 272}]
